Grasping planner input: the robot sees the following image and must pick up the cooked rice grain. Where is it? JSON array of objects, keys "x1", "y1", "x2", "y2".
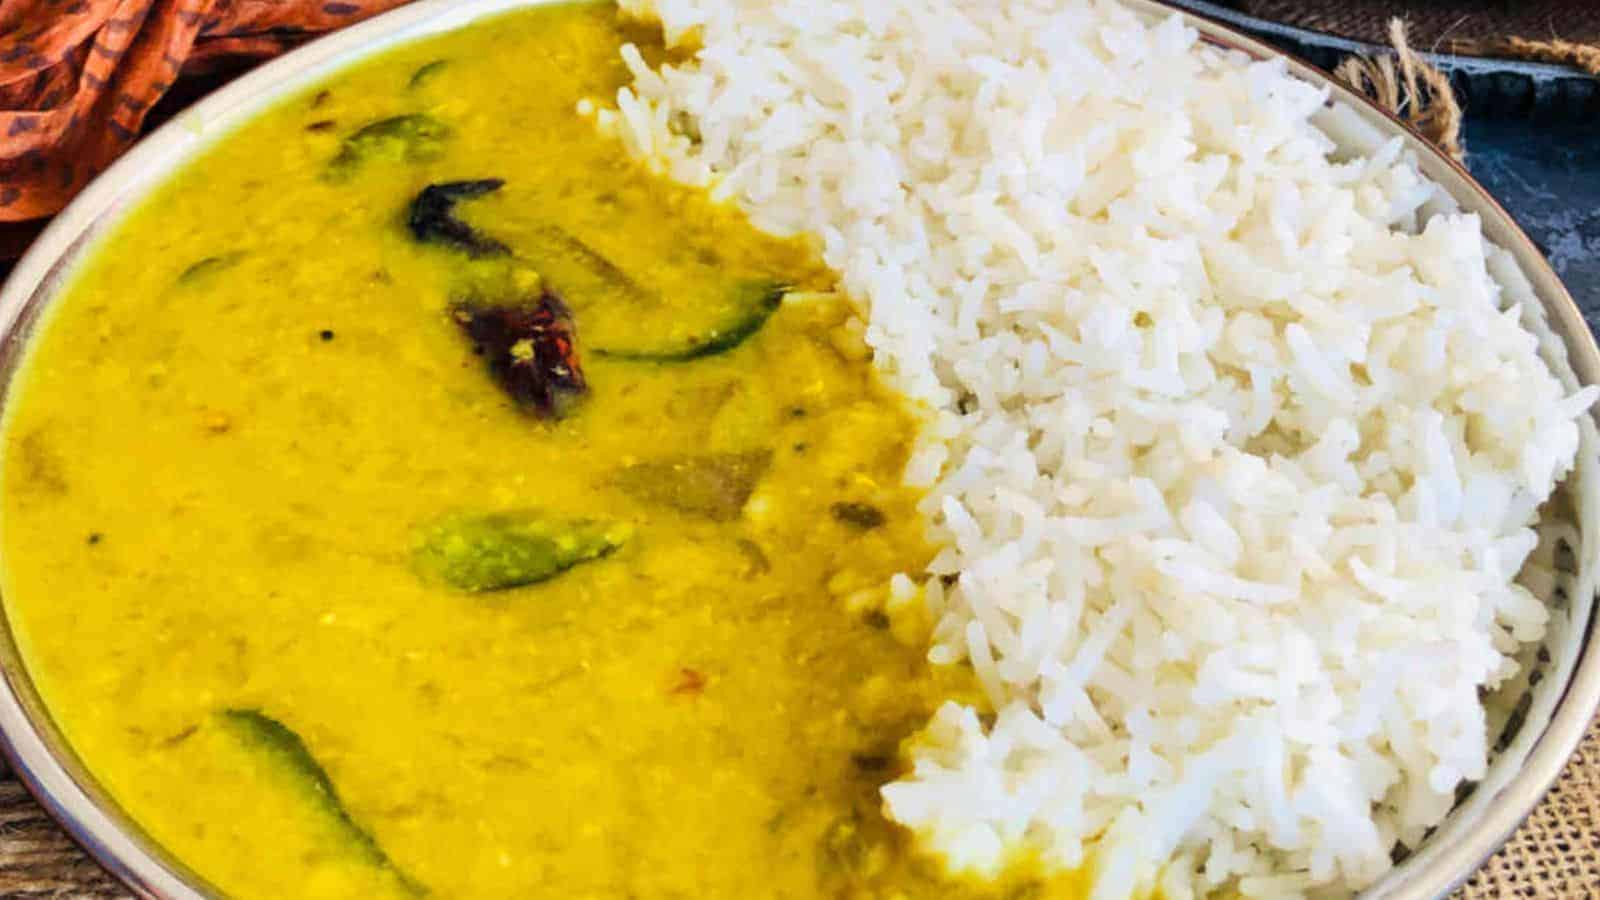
[{"x1": 594, "y1": 1, "x2": 1598, "y2": 896}]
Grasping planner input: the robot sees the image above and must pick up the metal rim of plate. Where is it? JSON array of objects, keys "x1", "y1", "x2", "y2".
[{"x1": 0, "y1": 1, "x2": 1595, "y2": 898}]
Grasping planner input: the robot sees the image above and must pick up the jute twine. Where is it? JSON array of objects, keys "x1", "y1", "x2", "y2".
[
  {"x1": 1333, "y1": 18, "x2": 1465, "y2": 161},
  {"x1": 0, "y1": 7, "x2": 1592, "y2": 900},
  {"x1": 1240, "y1": 0, "x2": 1600, "y2": 75},
  {"x1": 1462, "y1": 36, "x2": 1600, "y2": 77}
]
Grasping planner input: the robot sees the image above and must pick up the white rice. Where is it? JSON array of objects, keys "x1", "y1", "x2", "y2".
[{"x1": 592, "y1": 1, "x2": 1599, "y2": 896}]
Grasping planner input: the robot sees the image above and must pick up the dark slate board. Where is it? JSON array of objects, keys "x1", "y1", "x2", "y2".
[{"x1": 1468, "y1": 115, "x2": 1600, "y2": 327}]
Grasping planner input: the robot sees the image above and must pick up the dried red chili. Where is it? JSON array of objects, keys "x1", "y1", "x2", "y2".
[{"x1": 452, "y1": 291, "x2": 586, "y2": 419}]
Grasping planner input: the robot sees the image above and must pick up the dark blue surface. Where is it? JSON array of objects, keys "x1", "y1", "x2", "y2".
[{"x1": 1467, "y1": 115, "x2": 1600, "y2": 330}]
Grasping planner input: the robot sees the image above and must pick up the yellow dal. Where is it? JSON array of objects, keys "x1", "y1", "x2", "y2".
[{"x1": 0, "y1": 5, "x2": 1089, "y2": 898}]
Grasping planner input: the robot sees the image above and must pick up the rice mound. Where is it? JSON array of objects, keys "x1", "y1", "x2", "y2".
[{"x1": 594, "y1": 0, "x2": 1598, "y2": 896}]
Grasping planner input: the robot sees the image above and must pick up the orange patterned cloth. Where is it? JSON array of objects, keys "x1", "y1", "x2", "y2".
[{"x1": 0, "y1": 0, "x2": 415, "y2": 223}]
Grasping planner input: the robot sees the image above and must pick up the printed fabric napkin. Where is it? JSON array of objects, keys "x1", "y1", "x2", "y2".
[{"x1": 0, "y1": 0, "x2": 414, "y2": 222}]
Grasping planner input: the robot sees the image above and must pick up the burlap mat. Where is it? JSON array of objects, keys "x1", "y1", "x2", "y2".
[
  {"x1": 1226, "y1": 0, "x2": 1600, "y2": 73},
  {"x1": 1458, "y1": 716, "x2": 1600, "y2": 897}
]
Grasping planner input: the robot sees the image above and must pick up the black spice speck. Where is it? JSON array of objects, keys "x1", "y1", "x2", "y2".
[
  {"x1": 851, "y1": 752, "x2": 892, "y2": 771},
  {"x1": 831, "y1": 502, "x2": 886, "y2": 530},
  {"x1": 319, "y1": 330, "x2": 335, "y2": 342},
  {"x1": 87, "y1": 532, "x2": 102, "y2": 546}
]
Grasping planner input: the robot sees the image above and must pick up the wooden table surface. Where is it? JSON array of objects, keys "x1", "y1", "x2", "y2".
[{"x1": 0, "y1": 770, "x2": 122, "y2": 897}]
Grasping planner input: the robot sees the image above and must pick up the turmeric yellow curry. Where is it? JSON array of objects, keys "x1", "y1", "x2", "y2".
[{"x1": 0, "y1": 4, "x2": 1086, "y2": 898}]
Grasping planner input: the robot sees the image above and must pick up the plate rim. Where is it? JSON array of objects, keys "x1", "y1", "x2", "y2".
[{"x1": 0, "y1": 1, "x2": 1595, "y2": 897}]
